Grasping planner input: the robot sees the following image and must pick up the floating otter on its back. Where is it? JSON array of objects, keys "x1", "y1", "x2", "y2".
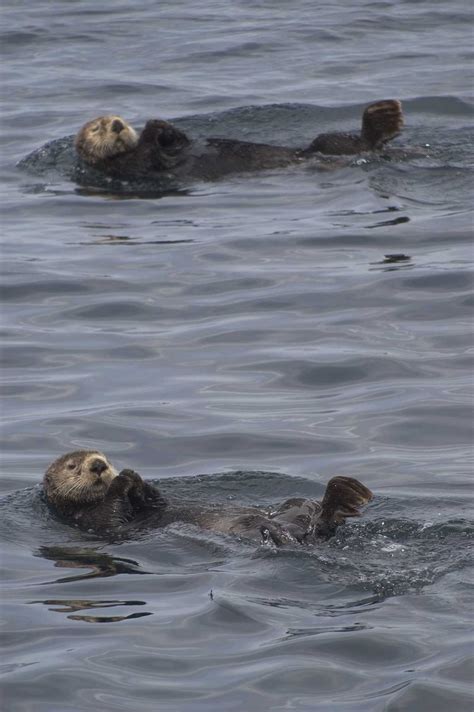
[
  {"x1": 74, "y1": 100, "x2": 404, "y2": 183},
  {"x1": 43, "y1": 451, "x2": 373, "y2": 545}
]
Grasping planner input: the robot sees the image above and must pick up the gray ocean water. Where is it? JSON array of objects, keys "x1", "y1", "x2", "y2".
[{"x1": 1, "y1": 1, "x2": 474, "y2": 711}]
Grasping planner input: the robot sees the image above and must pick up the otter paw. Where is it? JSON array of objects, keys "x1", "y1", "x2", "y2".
[
  {"x1": 260, "y1": 522, "x2": 297, "y2": 547},
  {"x1": 117, "y1": 468, "x2": 143, "y2": 483},
  {"x1": 109, "y1": 469, "x2": 143, "y2": 495},
  {"x1": 119, "y1": 475, "x2": 163, "y2": 513},
  {"x1": 141, "y1": 481, "x2": 163, "y2": 505}
]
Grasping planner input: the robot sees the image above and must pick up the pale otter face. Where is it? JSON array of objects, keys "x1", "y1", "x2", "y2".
[
  {"x1": 44, "y1": 450, "x2": 118, "y2": 506},
  {"x1": 74, "y1": 115, "x2": 138, "y2": 165}
]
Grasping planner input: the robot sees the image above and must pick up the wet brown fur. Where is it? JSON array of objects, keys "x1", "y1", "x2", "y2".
[
  {"x1": 307, "y1": 99, "x2": 404, "y2": 155},
  {"x1": 74, "y1": 115, "x2": 138, "y2": 166},
  {"x1": 44, "y1": 450, "x2": 118, "y2": 507},
  {"x1": 43, "y1": 451, "x2": 373, "y2": 543},
  {"x1": 74, "y1": 99, "x2": 404, "y2": 181},
  {"x1": 43, "y1": 451, "x2": 165, "y2": 530}
]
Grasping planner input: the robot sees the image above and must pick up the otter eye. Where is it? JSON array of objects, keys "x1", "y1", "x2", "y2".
[
  {"x1": 91, "y1": 126, "x2": 100, "y2": 133},
  {"x1": 67, "y1": 461, "x2": 76, "y2": 470}
]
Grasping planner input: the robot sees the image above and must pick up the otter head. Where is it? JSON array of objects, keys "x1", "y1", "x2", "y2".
[
  {"x1": 43, "y1": 450, "x2": 118, "y2": 507},
  {"x1": 74, "y1": 115, "x2": 138, "y2": 165}
]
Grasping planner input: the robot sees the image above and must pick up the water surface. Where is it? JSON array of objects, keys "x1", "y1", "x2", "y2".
[{"x1": 1, "y1": 1, "x2": 473, "y2": 711}]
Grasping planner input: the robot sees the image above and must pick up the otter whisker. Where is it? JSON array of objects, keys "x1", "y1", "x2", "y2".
[{"x1": 59, "y1": 476, "x2": 106, "y2": 503}]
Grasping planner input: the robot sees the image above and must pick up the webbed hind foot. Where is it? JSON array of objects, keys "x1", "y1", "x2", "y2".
[{"x1": 316, "y1": 476, "x2": 373, "y2": 537}]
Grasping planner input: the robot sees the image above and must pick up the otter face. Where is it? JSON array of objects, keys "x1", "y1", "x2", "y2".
[
  {"x1": 43, "y1": 450, "x2": 118, "y2": 506},
  {"x1": 74, "y1": 115, "x2": 138, "y2": 165}
]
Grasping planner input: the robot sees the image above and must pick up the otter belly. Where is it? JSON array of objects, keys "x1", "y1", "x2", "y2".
[{"x1": 179, "y1": 138, "x2": 303, "y2": 181}]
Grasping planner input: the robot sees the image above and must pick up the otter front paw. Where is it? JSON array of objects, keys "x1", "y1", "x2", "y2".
[
  {"x1": 108, "y1": 469, "x2": 143, "y2": 496},
  {"x1": 140, "y1": 481, "x2": 164, "y2": 506},
  {"x1": 115, "y1": 471, "x2": 163, "y2": 513},
  {"x1": 118, "y1": 468, "x2": 143, "y2": 483}
]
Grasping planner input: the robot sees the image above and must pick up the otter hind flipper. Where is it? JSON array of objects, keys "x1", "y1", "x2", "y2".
[
  {"x1": 306, "y1": 99, "x2": 404, "y2": 155},
  {"x1": 316, "y1": 476, "x2": 373, "y2": 537},
  {"x1": 361, "y1": 99, "x2": 404, "y2": 149}
]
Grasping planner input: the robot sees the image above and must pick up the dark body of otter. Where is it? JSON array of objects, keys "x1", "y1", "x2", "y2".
[
  {"x1": 82, "y1": 122, "x2": 303, "y2": 183},
  {"x1": 77, "y1": 100, "x2": 404, "y2": 183},
  {"x1": 43, "y1": 451, "x2": 373, "y2": 544}
]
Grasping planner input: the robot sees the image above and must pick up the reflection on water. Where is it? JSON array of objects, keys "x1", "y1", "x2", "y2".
[
  {"x1": 84, "y1": 236, "x2": 195, "y2": 246},
  {"x1": 36, "y1": 545, "x2": 149, "y2": 583},
  {"x1": 370, "y1": 254, "x2": 413, "y2": 272},
  {"x1": 66, "y1": 611, "x2": 153, "y2": 623},
  {"x1": 30, "y1": 598, "x2": 152, "y2": 623},
  {"x1": 380, "y1": 254, "x2": 411, "y2": 264},
  {"x1": 366, "y1": 215, "x2": 410, "y2": 229}
]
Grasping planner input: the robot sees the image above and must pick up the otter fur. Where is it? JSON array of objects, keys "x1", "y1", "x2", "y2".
[
  {"x1": 74, "y1": 115, "x2": 138, "y2": 165},
  {"x1": 43, "y1": 451, "x2": 166, "y2": 531},
  {"x1": 305, "y1": 99, "x2": 404, "y2": 155},
  {"x1": 74, "y1": 100, "x2": 404, "y2": 182},
  {"x1": 43, "y1": 451, "x2": 373, "y2": 544}
]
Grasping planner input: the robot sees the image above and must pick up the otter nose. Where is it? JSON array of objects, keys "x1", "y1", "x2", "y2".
[
  {"x1": 111, "y1": 119, "x2": 124, "y2": 134},
  {"x1": 90, "y1": 458, "x2": 108, "y2": 476}
]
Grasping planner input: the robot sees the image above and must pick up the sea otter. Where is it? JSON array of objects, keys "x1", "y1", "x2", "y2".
[
  {"x1": 74, "y1": 100, "x2": 404, "y2": 182},
  {"x1": 43, "y1": 450, "x2": 373, "y2": 545}
]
